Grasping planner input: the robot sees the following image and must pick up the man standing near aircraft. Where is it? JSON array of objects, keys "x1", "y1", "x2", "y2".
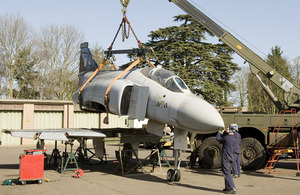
[
  {"x1": 231, "y1": 124, "x2": 242, "y2": 178},
  {"x1": 216, "y1": 126, "x2": 237, "y2": 194}
]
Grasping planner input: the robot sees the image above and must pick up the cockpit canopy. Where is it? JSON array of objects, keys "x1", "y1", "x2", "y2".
[{"x1": 141, "y1": 67, "x2": 190, "y2": 94}]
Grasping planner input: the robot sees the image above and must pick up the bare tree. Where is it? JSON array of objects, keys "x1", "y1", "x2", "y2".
[
  {"x1": 37, "y1": 24, "x2": 85, "y2": 100},
  {"x1": 289, "y1": 56, "x2": 300, "y2": 87},
  {"x1": 0, "y1": 13, "x2": 36, "y2": 98},
  {"x1": 235, "y1": 66, "x2": 249, "y2": 107},
  {"x1": 90, "y1": 44, "x2": 115, "y2": 70},
  {"x1": 0, "y1": 56, "x2": 4, "y2": 97},
  {"x1": 229, "y1": 66, "x2": 249, "y2": 107}
]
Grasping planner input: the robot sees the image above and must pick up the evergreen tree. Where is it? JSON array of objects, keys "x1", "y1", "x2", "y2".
[
  {"x1": 146, "y1": 15, "x2": 239, "y2": 106},
  {"x1": 13, "y1": 47, "x2": 39, "y2": 99},
  {"x1": 247, "y1": 46, "x2": 291, "y2": 113}
]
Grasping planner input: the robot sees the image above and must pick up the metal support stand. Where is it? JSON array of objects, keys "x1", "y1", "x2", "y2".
[
  {"x1": 114, "y1": 144, "x2": 143, "y2": 175},
  {"x1": 57, "y1": 141, "x2": 80, "y2": 174},
  {"x1": 114, "y1": 143, "x2": 164, "y2": 175},
  {"x1": 48, "y1": 141, "x2": 61, "y2": 166},
  {"x1": 158, "y1": 150, "x2": 171, "y2": 167},
  {"x1": 60, "y1": 153, "x2": 79, "y2": 174},
  {"x1": 74, "y1": 138, "x2": 107, "y2": 164}
]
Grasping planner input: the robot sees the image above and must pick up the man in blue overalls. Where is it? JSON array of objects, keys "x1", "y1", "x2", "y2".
[
  {"x1": 216, "y1": 125, "x2": 237, "y2": 194},
  {"x1": 231, "y1": 124, "x2": 242, "y2": 178}
]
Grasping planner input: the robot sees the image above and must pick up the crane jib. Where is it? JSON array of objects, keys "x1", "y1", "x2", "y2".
[{"x1": 170, "y1": 0, "x2": 300, "y2": 110}]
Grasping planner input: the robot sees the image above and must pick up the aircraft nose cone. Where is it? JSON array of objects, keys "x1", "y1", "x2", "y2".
[{"x1": 177, "y1": 96, "x2": 224, "y2": 133}]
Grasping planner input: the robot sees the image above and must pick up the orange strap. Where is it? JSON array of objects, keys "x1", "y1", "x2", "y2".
[
  {"x1": 146, "y1": 59, "x2": 156, "y2": 68},
  {"x1": 104, "y1": 58, "x2": 142, "y2": 111},
  {"x1": 110, "y1": 61, "x2": 117, "y2": 70},
  {"x1": 78, "y1": 59, "x2": 107, "y2": 107}
]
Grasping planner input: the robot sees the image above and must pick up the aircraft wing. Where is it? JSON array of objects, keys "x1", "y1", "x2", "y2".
[{"x1": 3, "y1": 128, "x2": 106, "y2": 141}]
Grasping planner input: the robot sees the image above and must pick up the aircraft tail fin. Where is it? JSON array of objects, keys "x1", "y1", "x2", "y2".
[{"x1": 79, "y1": 42, "x2": 98, "y2": 73}]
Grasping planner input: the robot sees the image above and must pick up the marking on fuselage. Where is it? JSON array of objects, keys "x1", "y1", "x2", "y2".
[
  {"x1": 156, "y1": 101, "x2": 168, "y2": 108},
  {"x1": 156, "y1": 95, "x2": 168, "y2": 108},
  {"x1": 181, "y1": 102, "x2": 187, "y2": 109}
]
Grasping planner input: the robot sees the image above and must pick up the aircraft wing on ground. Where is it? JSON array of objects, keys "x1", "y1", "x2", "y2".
[
  {"x1": 3, "y1": 128, "x2": 106, "y2": 141},
  {"x1": 2, "y1": 127, "x2": 163, "y2": 143}
]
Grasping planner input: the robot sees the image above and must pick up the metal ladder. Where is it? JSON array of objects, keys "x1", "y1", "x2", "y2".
[{"x1": 264, "y1": 109, "x2": 299, "y2": 175}]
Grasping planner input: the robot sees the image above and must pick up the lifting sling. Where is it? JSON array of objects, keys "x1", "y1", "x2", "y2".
[{"x1": 78, "y1": 1, "x2": 156, "y2": 114}]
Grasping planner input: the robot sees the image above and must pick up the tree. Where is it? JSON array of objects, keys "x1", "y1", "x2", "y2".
[
  {"x1": 90, "y1": 44, "x2": 114, "y2": 70},
  {"x1": 247, "y1": 46, "x2": 291, "y2": 113},
  {"x1": 289, "y1": 56, "x2": 300, "y2": 87},
  {"x1": 0, "y1": 13, "x2": 36, "y2": 98},
  {"x1": 146, "y1": 15, "x2": 239, "y2": 106},
  {"x1": 118, "y1": 49, "x2": 150, "y2": 70},
  {"x1": 229, "y1": 66, "x2": 249, "y2": 107},
  {"x1": 247, "y1": 71, "x2": 266, "y2": 112},
  {"x1": 12, "y1": 47, "x2": 40, "y2": 99},
  {"x1": 0, "y1": 53, "x2": 4, "y2": 98},
  {"x1": 37, "y1": 24, "x2": 85, "y2": 100}
]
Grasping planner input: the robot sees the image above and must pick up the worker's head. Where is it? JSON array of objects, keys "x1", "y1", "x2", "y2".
[{"x1": 229, "y1": 124, "x2": 239, "y2": 133}]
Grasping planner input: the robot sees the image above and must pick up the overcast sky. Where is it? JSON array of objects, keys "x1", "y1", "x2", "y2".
[{"x1": 1, "y1": 0, "x2": 300, "y2": 67}]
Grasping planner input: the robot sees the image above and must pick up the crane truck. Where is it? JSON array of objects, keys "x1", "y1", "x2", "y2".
[{"x1": 169, "y1": 0, "x2": 300, "y2": 171}]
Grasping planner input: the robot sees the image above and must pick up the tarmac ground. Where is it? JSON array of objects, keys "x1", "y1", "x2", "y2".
[{"x1": 1, "y1": 143, "x2": 300, "y2": 195}]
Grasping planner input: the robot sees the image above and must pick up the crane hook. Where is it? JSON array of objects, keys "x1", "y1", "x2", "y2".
[
  {"x1": 120, "y1": 0, "x2": 130, "y2": 14},
  {"x1": 120, "y1": 0, "x2": 130, "y2": 10}
]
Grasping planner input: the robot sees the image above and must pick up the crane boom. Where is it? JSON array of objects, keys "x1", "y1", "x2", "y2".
[{"x1": 170, "y1": 0, "x2": 300, "y2": 111}]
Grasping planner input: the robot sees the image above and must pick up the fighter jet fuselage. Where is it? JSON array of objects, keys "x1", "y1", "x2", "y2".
[{"x1": 72, "y1": 47, "x2": 224, "y2": 136}]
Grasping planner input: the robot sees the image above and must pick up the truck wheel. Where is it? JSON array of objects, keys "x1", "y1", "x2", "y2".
[
  {"x1": 198, "y1": 137, "x2": 222, "y2": 169},
  {"x1": 189, "y1": 147, "x2": 199, "y2": 168},
  {"x1": 240, "y1": 137, "x2": 266, "y2": 170}
]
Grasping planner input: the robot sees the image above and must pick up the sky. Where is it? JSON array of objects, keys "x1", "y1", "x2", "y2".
[{"x1": 1, "y1": 0, "x2": 300, "y2": 67}]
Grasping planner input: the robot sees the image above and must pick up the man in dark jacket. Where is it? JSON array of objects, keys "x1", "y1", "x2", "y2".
[
  {"x1": 216, "y1": 126, "x2": 237, "y2": 194},
  {"x1": 231, "y1": 124, "x2": 242, "y2": 178}
]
